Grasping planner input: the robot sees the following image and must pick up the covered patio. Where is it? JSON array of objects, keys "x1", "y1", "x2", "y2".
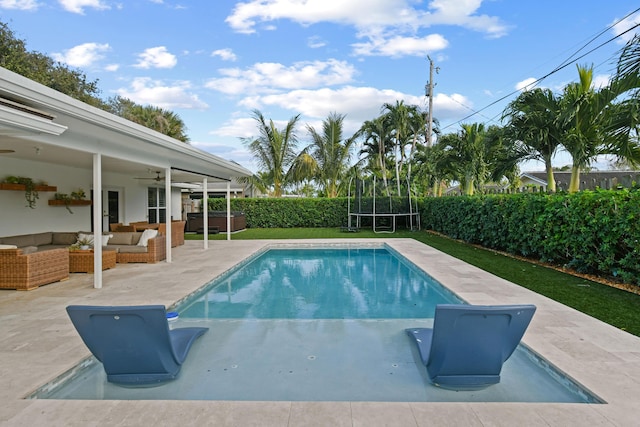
[{"x1": 0, "y1": 67, "x2": 252, "y2": 288}]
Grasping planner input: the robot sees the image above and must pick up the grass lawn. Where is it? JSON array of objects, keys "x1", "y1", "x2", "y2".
[{"x1": 186, "y1": 228, "x2": 640, "y2": 337}]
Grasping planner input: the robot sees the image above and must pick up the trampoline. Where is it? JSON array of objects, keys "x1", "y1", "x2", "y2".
[{"x1": 345, "y1": 176, "x2": 420, "y2": 233}]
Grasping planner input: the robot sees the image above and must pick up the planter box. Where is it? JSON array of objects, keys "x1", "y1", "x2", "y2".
[
  {"x1": 48, "y1": 200, "x2": 92, "y2": 206},
  {"x1": 0, "y1": 183, "x2": 57, "y2": 192}
]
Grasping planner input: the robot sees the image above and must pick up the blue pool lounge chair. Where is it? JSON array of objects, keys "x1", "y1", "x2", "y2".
[
  {"x1": 406, "y1": 304, "x2": 536, "y2": 390},
  {"x1": 66, "y1": 305, "x2": 208, "y2": 386}
]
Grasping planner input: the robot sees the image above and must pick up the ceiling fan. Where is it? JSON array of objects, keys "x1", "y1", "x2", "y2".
[{"x1": 134, "y1": 171, "x2": 165, "y2": 182}]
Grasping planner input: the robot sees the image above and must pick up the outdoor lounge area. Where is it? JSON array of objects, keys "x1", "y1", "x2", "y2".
[
  {"x1": 1, "y1": 239, "x2": 638, "y2": 425},
  {"x1": 0, "y1": 231, "x2": 168, "y2": 290}
]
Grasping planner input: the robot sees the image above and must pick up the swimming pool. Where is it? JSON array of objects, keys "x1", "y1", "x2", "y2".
[{"x1": 34, "y1": 245, "x2": 601, "y2": 403}]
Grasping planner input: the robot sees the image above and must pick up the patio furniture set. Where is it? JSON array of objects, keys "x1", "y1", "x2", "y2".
[{"x1": 0, "y1": 227, "x2": 179, "y2": 290}]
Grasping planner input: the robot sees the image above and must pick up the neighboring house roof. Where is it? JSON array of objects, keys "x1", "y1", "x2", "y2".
[
  {"x1": 522, "y1": 171, "x2": 640, "y2": 190},
  {"x1": 444, "y1": 170, "x2": 640, "y2": 194},
  {"x1": 0, "y1": 67, "x2": 252, "y2": 183}
]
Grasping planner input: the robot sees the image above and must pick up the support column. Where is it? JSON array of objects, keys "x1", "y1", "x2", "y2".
[
  {"x1": 165, "y1": 168, "x2": 172, "y2": 262},
  {"x1": 226, "y1": 181, "x2": 231, "y2": 241},
  {"x1": 203, "y1": 178, "x2": 208, "y2": 249},
  {"x1": 92, "y1": 153, "x2": 103, "y2": 289}
]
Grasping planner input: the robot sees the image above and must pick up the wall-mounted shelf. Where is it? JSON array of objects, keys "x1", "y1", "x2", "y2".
[
  {"x1": 0, "y1": 183, "x2": 57, "y2": 192},
  {"x1": 48, "y1": 200, "x2": 92, "y2": 206}
]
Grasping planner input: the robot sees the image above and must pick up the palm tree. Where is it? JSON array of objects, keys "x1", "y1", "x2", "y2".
[
  {"x1": 381, "y1": 101, "x2": 423, "y2": 195},
  {"x1": 413, "y1": 142, "x2": 451, "y2": 196},
  {"x1": 438, "y1": 124, "x2": 484, "y2": 196},
  {"x1": 358, "y1": 116, "x2": 394, "y2": 196},
  {"x1": 438, "y1": 123, "x2": 519, "y2": 196},
  {"x1": 558, "y1": 65, "x2": 640, "y2": 192},
  {"x1": 502, "y1": 88, "x2": 562, "y2": 192},
  {"x1": 483, "y1": 125, "x2": 522, "y2": 191},
  {"x1": 242, "y1": 109, "x2": 300, "y2": 197},
  {"x1": 291, "y1": 112, "x2": 356, "y2": 198},
  {"x1": 615, "y1": 33, "x2": 640, "y2": 89}
]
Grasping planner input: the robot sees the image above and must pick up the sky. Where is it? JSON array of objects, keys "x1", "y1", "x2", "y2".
[{"x1": 1, "y1": 0, "x2": 639, "y2": 173}]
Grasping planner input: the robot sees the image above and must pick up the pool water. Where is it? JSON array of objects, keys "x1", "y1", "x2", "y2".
[
  {"x1": 178, "y1": 247, "x2": 462, "y2": 319},
  {"x1": 35, "y1": 246, "x2": 601, "y2": 403}
]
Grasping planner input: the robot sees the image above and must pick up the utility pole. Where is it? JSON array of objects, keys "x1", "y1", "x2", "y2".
[{"x1": 425, "y1": 56, "x2": 437, "y2": 147}]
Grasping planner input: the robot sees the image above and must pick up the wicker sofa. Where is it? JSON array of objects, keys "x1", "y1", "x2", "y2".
[
  {"x1": 104, "y1": 231, "x2": 166, "y2": 264},
  {"x1": 0, "y1": 248, "x2": 69, "y2": 291},
  {"x1": 0, "y1": 231, "x2": 75, "y2": 291}
]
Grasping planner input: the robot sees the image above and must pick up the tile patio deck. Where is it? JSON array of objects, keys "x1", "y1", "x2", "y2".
[{"x1": 1, "y1": 239, "x2": 638, "y2": 426}]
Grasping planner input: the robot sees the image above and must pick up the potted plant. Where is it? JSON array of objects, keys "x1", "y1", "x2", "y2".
[{"x1": 70, "y1": 236, "x2": 93, "y2": 251}]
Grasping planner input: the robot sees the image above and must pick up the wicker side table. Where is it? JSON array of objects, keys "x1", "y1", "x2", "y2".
[{"x1": 69, "y1": 250, "x2": 117, "y2": 273}]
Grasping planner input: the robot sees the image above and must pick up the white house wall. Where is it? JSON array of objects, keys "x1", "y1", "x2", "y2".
[{"x1": 0, "y1": 156, "x2": 180, "y2": 236}]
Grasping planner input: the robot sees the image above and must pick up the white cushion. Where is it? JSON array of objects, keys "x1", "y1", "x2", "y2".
[
  {"x1": 137, "y1": 229, "x2": 158, "y2": 247},
  {"x1": 0, "y1": 244, "x2": 18, "y2": 249}
]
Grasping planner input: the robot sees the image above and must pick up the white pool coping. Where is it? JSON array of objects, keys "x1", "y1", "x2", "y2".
[{"x1": 1, "y1": 238, "x2": 639, "y2": 426}]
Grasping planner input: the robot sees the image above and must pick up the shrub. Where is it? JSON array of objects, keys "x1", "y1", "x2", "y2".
[{"x1": 419, "y1": 190, "x2": 640, "y2": 286}]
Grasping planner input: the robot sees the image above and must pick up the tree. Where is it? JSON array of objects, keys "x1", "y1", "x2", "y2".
[
  {"x1": 291, "y1": 112, "x2": 356, "y2": 198},
  {"x1": 243, "y1": 109, "x2": 301, "y2": 197},
  {"x1": 1, "y1": 20, "x2": 192, "y2": 140},
  {"x1": 558, "y1": 65, "x2": 640, "y2": 192},
  {"x1": 412, "y1": 141, "x2": 452, "y2": 196},
  {"x1": 0, "y1": 21, "x2": 103, "y2": 107},
  {"x1": 106, "y1": 96, "x2": 190, "y2": 142},
  {"x1": 615, "y1": 33, "x2": 640, "y2": 90},
  {"x1": 437, "y1": 123, "x2": 519, "y2": 196},
  {"x1": 381, "y1": 101, "x2": 424, "y2": 195},
  {"x1": 502, "y1": 88, "x2": 562, "y2": 192},
  {"x1": 358, "y1": 116, "x2": 394, "y2": 195}
]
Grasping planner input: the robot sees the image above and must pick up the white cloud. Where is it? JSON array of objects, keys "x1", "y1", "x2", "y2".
[
  {"x1": 51, "y1": 42, "x2": 110, "y2": 67},
  {"x1": 225, "y1": 0, "x2": 509, "y2": 38},
  {"x1": 592, "y1": 74, "x2": 611, "y2": 89},
  {"x1": 0, "y1": 0, "x2": 39, "y2": 10},
  {"x1": 134, "y1": 46, "x2": 177, "y2": 69},
  {"x1": 352, "y1": 33, "x2": 448, "y2": 57},
  {"x1": 105, "y1": 63, "x2": 119, "y2": 71},
  {"x1": 205, "y1": 59, "x2": 357, "y2": 95},
  {"x1": 307, "y1": 36, "x2": 326, "y2": 49},
  {"x1": 58, "y1": 0, "x2": 109, "y2": 14},
  {"x1": 212, "y1": 48, "x2": 237, "y2": 62},
  {"x1": 515, "y1": 77, "x2": 538, "y2": 92},
  {"x1": 210, "y1": 86, "x2": 471, "y2": 159},
  {"x1": 211, "y1": 116, "x2": 258, "y2": 139},
  {"x1": 611, "y1": 11, "x2": 640, "y2": 44},
  {"x1": 116, "y1": 77, "x2": 208, "y2": 109}
]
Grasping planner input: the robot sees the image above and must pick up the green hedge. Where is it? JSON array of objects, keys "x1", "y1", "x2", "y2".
[
  {"x1": 419, "y1": 190, "x2": 640, "y2": 286},
  {"x1": 208, "y1": 197, "x2": 349, "y2": 228},
  {"x1": 207, "y1": 191, "x2": 639, "y2": 286}
]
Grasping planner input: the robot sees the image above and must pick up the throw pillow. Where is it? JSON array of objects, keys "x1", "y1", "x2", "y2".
[
  {"x1": 101, "y1": 234, "x2": 113, "y2": 246},
  {"x1": 137, "y1": 229, "x2": 158, "y2": 247}
]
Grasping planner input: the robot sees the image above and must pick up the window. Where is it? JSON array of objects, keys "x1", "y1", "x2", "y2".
[{"x1": 147, "y1": 187, "x2": 166, "y2": 224}]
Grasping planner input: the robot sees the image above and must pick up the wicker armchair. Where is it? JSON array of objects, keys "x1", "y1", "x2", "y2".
[
  {"x1": 0, "y1": 248, "x2": 69, "y2": 291},
  {"x1": 116, "y1": 234, "x2": 166, "y2": 264},
  {"x1": 157, "y1": 221, "x2": 185, "y2": 247}
]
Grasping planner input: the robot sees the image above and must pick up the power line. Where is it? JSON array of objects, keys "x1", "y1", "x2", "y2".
[{"x1": 441, "y1": 9, "x2": 640, "y2": 132}]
